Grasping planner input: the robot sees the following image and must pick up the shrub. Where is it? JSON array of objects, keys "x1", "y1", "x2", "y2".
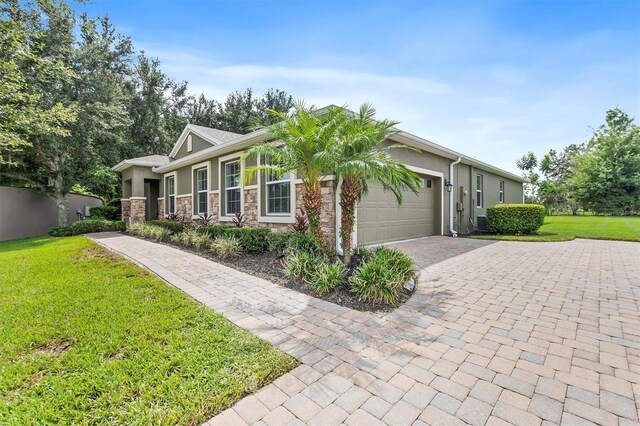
[
  {"x1": 232, "y1": 212, "x2": 245, "y2": 227},
  {"x1": 128, "y1": 223, "x2": 170, "y2": 241},
  {"x1": 209, "y1": 236, "x2": 242, "y2": 258},
  {"x1": 89, "y1": 205, "x2": 119, "y2": 220},
  {"x1": 352, "y1": 246, "x2": 374, "y2": 262},
  {"x1": 146, "y1": 225, "x2": 170, "y2": 242},
  {"x1": 291, "y1": 209, "x2": 309, "y2": 233},
  {"x1": 267, "y1": 231, "x2": 293, "y2": 256},
  {"x1": 70, "y1": 219, "x2": 116, "y2": 235},
  {"x1": 146, "y1": 220, "x2": 183, "y2": 233},
  {"x1": 284, "y1": 251, "x2": 319, "y2": 281},
  {"x1": 350, "y1": 246, "x2": 415, "y2": 306},
  {"x1": 486, "y1": 204, "x2": 546, "y2": 234},
  {"x1": 308, "y1": 262, "x2": 345, "y2": 295},
  {"x1": 168, "y1": 233, "x2": 182, "y2": 245},
  {"x1": 128, "y1": 222, "x2": 146, "y2": 236},
  {"x1": 192, "y1": 233, "x2": 211, "y2": 251},
  {"x1": 114, "y1": 221, "x2": 126, "y2": 232},
  {"x1": 224, "y1": 227, "x2": 271, "y2": 253},
  {"x1": 286, "y1": 232, "x2": 322, "y2": 256},
  {"x1": 197, "y1": 224, "x2": 234, "y2": 239},
  {"x1": 49, "y1": 226, "x2": 73, "y2": 237},
  {"x1": 180, "y1": 229, "x2": 200, "y2": 247}
]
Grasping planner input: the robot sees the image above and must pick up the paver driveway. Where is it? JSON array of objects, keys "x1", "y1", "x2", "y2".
[{"x1": 90, "y1": 233, "x2": 640, "y2": 425}]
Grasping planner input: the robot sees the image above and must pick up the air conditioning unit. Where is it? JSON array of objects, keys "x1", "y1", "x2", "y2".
[{"x1": 476, "y1": 215, "x2": 488, "y2": 232}]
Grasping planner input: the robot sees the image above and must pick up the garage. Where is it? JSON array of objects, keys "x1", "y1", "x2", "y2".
[{"x1": 356, "y1": 175, "x2": 441, "y2": 245}]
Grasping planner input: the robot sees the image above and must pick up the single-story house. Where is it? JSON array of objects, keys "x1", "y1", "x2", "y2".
[{"x1": 112, "y1": 113, "x2": 525, "y2": 250}]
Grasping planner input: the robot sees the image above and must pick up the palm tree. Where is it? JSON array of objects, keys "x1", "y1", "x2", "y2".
[
  {"x1": 333, "y1": 104, "x2": 422, "y2": 265},
  {"x1": 242, "y1": 102, "x2": 343, "y2": 255}
]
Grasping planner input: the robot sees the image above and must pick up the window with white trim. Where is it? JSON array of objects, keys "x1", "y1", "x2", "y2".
[
  {"x1": 476, "y1": 174, "x2": 483, "y2": 208},
  {"x1": 187, "y1": 135, "x2": 193, "y2": 152},
  {"x1": 196, "y1": 168, "x2": 208, "y2": 214},
  {"x1": 499, "y1": 180, "x2": 504, "y2": 203},
  {"x1": 167, "y1": 176, "x2": 175, "y2": 213},
  {"x1": 224, "y1": 161, "x2": 241, "y2": 215},
  {"x1": 266, "y1": 167, "x2": 291, "y2": 214}
]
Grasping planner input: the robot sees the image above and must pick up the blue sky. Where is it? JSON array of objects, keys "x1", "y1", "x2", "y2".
[{"x1": 78, "y1": 0, "x2": 640, "y2": 174}]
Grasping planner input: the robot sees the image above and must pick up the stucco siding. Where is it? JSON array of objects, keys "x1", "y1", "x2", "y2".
[{"x1": 173, "y1": 133, "x2": 213, "y2": 160}]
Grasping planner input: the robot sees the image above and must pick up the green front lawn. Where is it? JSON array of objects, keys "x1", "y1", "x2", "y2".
[
  {"x1": 0, "y1": 237, "x2": 297, "y2": 425},
  {"x1": 471, "y1": 215, "x2": 640, "y2": 242}
]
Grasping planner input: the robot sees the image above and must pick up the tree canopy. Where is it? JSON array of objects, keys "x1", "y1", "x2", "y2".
[
  {"x1": 516, "y1": 107, "x2": 639, "y2": 215},
  {"x1": 0, "y1": 0, "x2": 293, "y2": 224}
]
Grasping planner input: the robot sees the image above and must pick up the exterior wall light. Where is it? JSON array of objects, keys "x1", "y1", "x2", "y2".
[{"x1": 444, "y1": 179, "x2": 454, "y2": 193}]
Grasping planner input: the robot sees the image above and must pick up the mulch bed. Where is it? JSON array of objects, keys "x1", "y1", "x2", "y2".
[{"x1": 127, "y1": 234, "x2": 411, "y2": 312}]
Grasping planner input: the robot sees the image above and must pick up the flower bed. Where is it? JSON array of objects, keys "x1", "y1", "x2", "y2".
[{"x1": 127, "y1": 221, "x2": 416, "y2": 311}]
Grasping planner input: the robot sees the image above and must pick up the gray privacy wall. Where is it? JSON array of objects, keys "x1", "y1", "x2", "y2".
[{"x1": 0, "y1": 187, "x2": 103, "y2": 241}]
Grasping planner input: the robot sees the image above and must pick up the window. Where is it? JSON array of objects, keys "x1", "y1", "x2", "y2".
[
  {"x1": 476, "y1": 174, "x2": 483, "y2": 208},
  {"x1": 266, "y1": 168, "x2": 291, "y2": 214},
  {"x1": 196, "y1": 168, "x2": 208, "y2": 214},
  {"x1": 499, "y1": 180, "x2": 504, "y2": 203},
  {"x1": 187, "y1": 135, "x2": 193, "y2": 152},
  {"x1": 224, "y1": 161, "x2": 241, "y2": 215},
  {"x1": 167, "y1": 176, "x2": 175, "y2": 214}
]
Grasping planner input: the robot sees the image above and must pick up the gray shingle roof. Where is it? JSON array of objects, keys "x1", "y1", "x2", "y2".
[
  {"x1": 127, "y1": 154, "x2": 170, "y2": 164},
  {"x1": 190, "y1": 124, "x2": 242, "y2": 143}
]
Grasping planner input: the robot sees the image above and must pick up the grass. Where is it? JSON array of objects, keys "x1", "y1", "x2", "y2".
[
  {"x1": 471, "y1": 215, "x2": 640, "y2": 242},
  {"x1": 0, "y1": 236, "x2": 297, "y2": 425}
]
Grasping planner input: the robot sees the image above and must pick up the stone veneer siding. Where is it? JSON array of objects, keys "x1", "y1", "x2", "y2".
[
  {"x1": 157, "y1": 199, "x2": 164, "y2": 219},
  {"x1": 208, "y1": 192, "x2": 219, "y2": 222},
  {"x1": 176, "y1": 195, "x2": 192, "y2": 220},
  {"x1": 241, "y1": 181, "x2": 336, "y2": 247},
  {"x1": 121, "y1": 198, "x2": 146, "y2": 223}
]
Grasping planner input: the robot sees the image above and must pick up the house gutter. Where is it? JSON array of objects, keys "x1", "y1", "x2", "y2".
[{"x1": 449, "y1": 157, "x2": 462, "y2": 237}]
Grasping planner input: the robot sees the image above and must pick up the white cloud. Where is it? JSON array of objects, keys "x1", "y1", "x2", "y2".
[{"x1": 142, "y1": 42, "x2": 638, "y2": 176}]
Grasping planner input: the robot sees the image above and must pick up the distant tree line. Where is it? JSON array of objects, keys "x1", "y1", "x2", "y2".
[
  {"x1": 0, "y1": 0, "x2": 293, "y2": 224},
  {"x1": 517, "y1": 108, "x2": 640, "y2": 216}
]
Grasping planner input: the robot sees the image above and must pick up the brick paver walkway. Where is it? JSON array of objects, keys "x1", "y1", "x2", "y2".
[{"x1": 90, "y1": 233, "x2": 640, "y2": 425}]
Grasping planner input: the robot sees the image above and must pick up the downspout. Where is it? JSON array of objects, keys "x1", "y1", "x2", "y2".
[{"x1": 449, "y1": 157, "x2": 462, "y2": 237}]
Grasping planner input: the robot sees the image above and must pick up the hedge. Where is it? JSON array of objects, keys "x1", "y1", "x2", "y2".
[
  {"x1": 50, "y1": 219, "x2": 123, "y2": 237},
  {"x1": 224, "y1": 227, "x2": 271, "y2": 253},
  {"x1": 146, "y1": 220, "x2": 184, "y2": 233},
  {"x1": 89, "y1": 205, "x2": 119, "y2": 220},
  {"x1": 267, "y1": 231, "x2": 293, "y2": 256},
  {"x1": 197, "y1": 224, "x2": 234, "y2": 239},
  {"x1": 486, "y1": 204, "x2": 545, "y2": 234}
]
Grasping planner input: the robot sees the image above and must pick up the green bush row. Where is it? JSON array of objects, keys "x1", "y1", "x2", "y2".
[
  {"x1": 486, "y1": 204, "x2": 545, "y2": 234},
  {"x1": 146, "y1": 220, "x2": 184, "y2": 233},
  {"x1": 50, "y1": 219, "x2": 125, "y2": 237},
  {"x1": 89, "y1": 205, "x2": 119, "y2": 220},
  {"x1": 196, "y1": 225, "x2": 271, "y2": 253}
]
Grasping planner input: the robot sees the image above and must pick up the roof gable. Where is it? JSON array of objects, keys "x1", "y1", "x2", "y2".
[{"x1": 168, "y1": 124, "x2": 241, "y2": 159}]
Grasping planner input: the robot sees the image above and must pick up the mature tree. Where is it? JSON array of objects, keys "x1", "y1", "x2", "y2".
[
  {"x1": 254, "y1": 88, "x2": 294, "y2": 126},
  {"x1": 185, "y1": 94, "x2": 222, "y2": 130},
  {"x1": 332, "y1": 104, "x2": 421, "y2": 265},
  {"x1": 3, "y1": 1, "x2": 134, "y2": 225},
  {"x1": 539, "y1": 144, "x2": 583, "y2": 214},
  {"x1": 0, "y1": 5, "x2": 76, "y2": 168},
  {"x1": 571, "y1": 108, "x2": 640, "y2": 215},
  {"x1": 516, "y1": 151, "x2": 540, "y2": 203},
  {"x1": 213, "y1": 88, "x2": 294, "y2": 134},
  {"x1": 242, "y1": 102, "x2": 344, "y2": 254}
]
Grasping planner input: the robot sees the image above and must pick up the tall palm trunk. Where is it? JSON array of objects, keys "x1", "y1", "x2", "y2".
[
  {"x1": 303, "y1": 181, "x2": 334, "y2": 255},
  {"x1": 339, "y1": 176, "x2": 361, "y2": 265}
]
